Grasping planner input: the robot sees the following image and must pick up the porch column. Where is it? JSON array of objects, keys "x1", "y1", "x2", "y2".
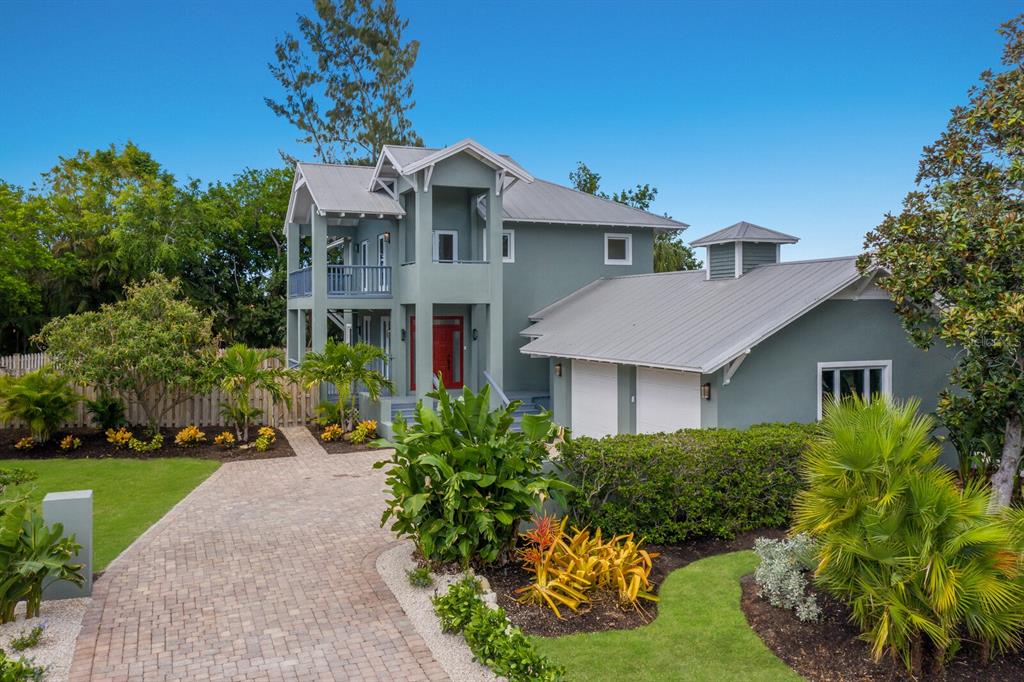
[
  {"x1": 413, "y1": 302, "x2": 434, "y2": 398},
  {"x1": 285, "y1": 222, "x2": 301, "y2": 363},
  {"x1": 486, "y1": 185, "x2": 504, "y2": 406},
  {"x1": 390, "y1": 303, "x2": 407, "y2": 396},
  {"x1": 297, "y1": 310, "x2": 307, "y2": 362},
  {"x1": 311, "y1": 211, "x2": 329, "y2": 400},
  {"x1": 286, "y1": 309, "x2": 298, "y2": 366}
]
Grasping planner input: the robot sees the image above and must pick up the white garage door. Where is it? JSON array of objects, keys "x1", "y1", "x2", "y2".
[
  {"x1": 636, "y1": 367, "x2": 700, "y2": 434},
  {"x1": 571, "y1": 360, "x2": 618, "y2": 438}
]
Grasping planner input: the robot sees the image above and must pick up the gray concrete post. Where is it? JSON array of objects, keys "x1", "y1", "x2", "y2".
[{"x1": 42, "y1": 490, "x2": 92, "y2": 600}]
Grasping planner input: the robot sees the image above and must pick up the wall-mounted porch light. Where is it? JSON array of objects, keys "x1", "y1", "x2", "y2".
[
  {"x1": 472, "y1": 328, "x2": 478, "y2": 341},
  {"x1": 401, "y1": 328, "x2": 407, "y2": 342},
  {"x1": 554, "y1": 362, "x2": 563, "y2": 377},
  {"x1": 701, "y1": 382, "x2": 712, "y2": 401},
  {"x1": 383, "y1": 231, "x2": 391, "y2": 243}
]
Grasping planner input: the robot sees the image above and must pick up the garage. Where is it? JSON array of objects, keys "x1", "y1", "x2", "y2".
[
  {"x1": 571, "y1": 360, "x2": 618, "y2": 438},
  {"x1": 636, "y1": 367, "x2": 700, "y2": 434}
]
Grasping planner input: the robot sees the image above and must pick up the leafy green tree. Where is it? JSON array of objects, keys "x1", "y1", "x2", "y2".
[
  {"x1": 36, "y1": 276, "x2": 217, "y2": 434},
  {"x1": 860, "y1": 16, "x2": 1024, "y2": 507},
  {"x1": 215, "y1": 345, "x2": 293, "y2": 442},
  {"x1": 0, "y1": 182, "x2": 51, "y2": 353},
  {"x1": 569, "y1": 161, "x2": 700, "y2": 272},
  {"x1": 183, "y1": 167, "x2": 292, "y2": 347},
  {"x1": 299, "y1": 339, "x2": 392, "y2": 429},
  {"x1": 266, "y1": 0, "x2": 421, "y2": 163}
]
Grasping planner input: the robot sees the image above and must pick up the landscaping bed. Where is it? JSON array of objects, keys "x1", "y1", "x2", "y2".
[
  {"x1": 741, "y1": 576, "x2": 1024, "y2": 681},
  {"x1": 0, "y1": 425, "x2": 294, "y2": 462},
  {"x1": 305, "y1": 424, "x2": 379, "y2": 454},
  {"x1": 479, "y1": 528, "x2": 785, "y2": 637}
]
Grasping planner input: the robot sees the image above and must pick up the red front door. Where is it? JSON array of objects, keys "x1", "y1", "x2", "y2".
[{"x1": 410, "y1": 316, "x2": 464, "y2": 390}]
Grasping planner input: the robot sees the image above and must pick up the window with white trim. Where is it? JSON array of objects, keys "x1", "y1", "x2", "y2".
[
  {"x1": 501, "y1": 230, "x2": 515, "y2": 263},
  {"x1": 432, "y1": 230, "x2": 458, "y2": 262},
  {"x1": 604, "y1": 233, "x2": 632, "y2": 265},
  {"x1": 817, "y1": 361, "x2": 892, "y2": 419}
]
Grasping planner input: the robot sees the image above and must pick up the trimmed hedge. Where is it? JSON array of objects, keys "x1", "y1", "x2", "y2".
[{"x1": 558, "y1": 423, "x2": 817, "y2": 544}]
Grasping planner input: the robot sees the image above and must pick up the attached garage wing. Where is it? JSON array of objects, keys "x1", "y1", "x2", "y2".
[
  {"x1": 571, "y1": 360, "x2": 618, "y2": 438},
  {"x1": 636, "y1": 367, "x2": 700, "y2": 434}
]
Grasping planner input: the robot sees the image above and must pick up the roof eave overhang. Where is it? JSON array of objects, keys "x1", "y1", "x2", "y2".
[
  {"x1": 519, "y1": 347, "x2": 704, "y2": 374},
  {"x1": 690, "y1": 237, "x2": 799, "y2": 247},
  {"x1": 508, "y1": 217, "x2": 688, "y2": 230}
]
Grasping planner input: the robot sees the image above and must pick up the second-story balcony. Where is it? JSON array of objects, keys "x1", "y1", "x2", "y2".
[{"x1": 288, "y1": 265, "x2": 392, "y2": 298}]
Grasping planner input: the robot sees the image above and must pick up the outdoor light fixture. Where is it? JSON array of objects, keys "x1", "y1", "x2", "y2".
[
  {"x1": 401, "y1": 328, "x2": 407, "y2": 342},
  {"x1": 554, "y1": 362, "x2": 563, "y2": 377},
  {"x1": 701, "y1": 382, "x2": 711, "y2": 401},
  {"x1": 383, "y1": 232, "x2": 391, "y2": 242},
  {"x1": 472, "y1": 328, "x2": 478, "y2": 341}
]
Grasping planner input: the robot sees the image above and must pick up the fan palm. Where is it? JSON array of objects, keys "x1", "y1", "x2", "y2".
[
  {"x1": 300, "y1": 339, "x2": 392, "y2": 430},
  {"x1": 214, "y1": 345, "x2": 293, "y2": 442},
  {"x1": 0, "y1": 366, "x2": 80, "y2": 443},
  {"x1": 793, "y1": 396, "x2": 1024, "y2": 676}
]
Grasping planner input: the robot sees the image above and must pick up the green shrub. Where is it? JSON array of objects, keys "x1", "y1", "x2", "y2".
[
  {"x1": 559, "y1": 423, "x2": 815, "y2": 544},
  {"x1": 432, "y1": 576, "x2": 564, "y2": 682},
  {"x1": 85, "y1": 394, "x2": 126, "y2": 431},
  {"x1": 374, "y1": 382, "x2": 571, "y2": 565},
  {"x1": 0, "y1": 650, "x2": 44, "y2": 681},
  {"x1": 9, "y1": 626, "x2": 43, "y2": 652},
  {"x1": 0, "y1": 367, "x2": 80, "y2": 443},
  {"x1": 793, "y1": 397, "x2": 1024, "y2": 676},
  {"x1": 127, "y1": 433, "x2": 163, "y2": 453},
  {"x1": 406, "y1": 566, "x2": 433, "y2": 588}
]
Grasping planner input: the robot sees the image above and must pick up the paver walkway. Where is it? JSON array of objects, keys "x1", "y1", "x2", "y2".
[{"x1": 69, "y1": 428, "x2": 448, "y2": 682}]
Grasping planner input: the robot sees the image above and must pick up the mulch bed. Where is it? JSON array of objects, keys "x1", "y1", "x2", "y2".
[
  {"x1": 741, "y1": 574, "x2": 1024, "y2": 681},
  {"x1": 0, "y1": 425, "x2": 295, "y2": 462},
  {"x1": 478, "y1": 528, "x2": 787, "y2": 637},
  {"x1": 305, "y1": 424, "x2": 380, "y2": 455}
]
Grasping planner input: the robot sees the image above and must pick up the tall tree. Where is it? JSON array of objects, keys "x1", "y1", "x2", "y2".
[
  {"x1": 861, "y1": 16, "x2": 1024, "y2": 507},
  {"x1": 0, "y1": 182, "x2": 51, "y2": 353},
  {"x1": 569, "y1": 161, "x2": 701, "y2": 272},
  {"x1": 266, "y1": 0, "x2": 421, "y2": 164}
]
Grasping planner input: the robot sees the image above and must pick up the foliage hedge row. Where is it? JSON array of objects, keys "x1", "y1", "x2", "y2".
[{"x1": 558, "y1": 423, "x2": 817, "y2": 544}]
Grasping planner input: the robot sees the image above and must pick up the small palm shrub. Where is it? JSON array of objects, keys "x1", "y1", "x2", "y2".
[
  {"x1": 300, "y1": 340, "x2": 392, "y2": 430},
  {"x1": 375, "y1": 381, "x2": 570, "y2": 565},
  {"x1": 174, "y1": 425, "x2": 206, "y2": 447},
  {"x1": 0, "y1": 366, "x2": 80, "y2": 443},
  {"x1": 793, "y1": 397, "x2": 1024, "y2": 676},
  {"x1": 85, "y1": 394, "x2": 126, "y2": 431},
  {"x1": 753, "y1": 534, "x2": 820, "y2": 622},
  {"x1": 215, "y1": 345, "x2": 292, "y2": 442}
]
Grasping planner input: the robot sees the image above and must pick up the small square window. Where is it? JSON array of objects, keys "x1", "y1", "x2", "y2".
[
  {"x1": 604, "y1": 233, "x2": 632, "y2": 265},
  {"x1": 501, "y1": 230, "x2": 515, "y2": 263}
]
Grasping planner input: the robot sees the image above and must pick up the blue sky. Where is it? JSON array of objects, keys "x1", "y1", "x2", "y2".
[{"x1": 1, "y1": 1, "x2": 1018, "y2": 259}]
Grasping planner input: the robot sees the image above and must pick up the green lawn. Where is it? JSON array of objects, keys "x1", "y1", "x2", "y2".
[
  {"x1": 0, "y1": 458, "x2": 220, "y2": 571},
  {"x1": 532, "y1": 551, "x2": 798, "y2": 682}
]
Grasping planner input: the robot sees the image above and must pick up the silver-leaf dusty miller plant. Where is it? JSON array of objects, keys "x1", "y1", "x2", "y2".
[{"x1": 754, "y1": 533, "x2": 821, "y2": 622}]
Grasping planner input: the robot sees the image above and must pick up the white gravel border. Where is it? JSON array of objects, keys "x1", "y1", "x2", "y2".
[
  {"x1": 377, "y1": 541, "x2": 502, "y2": 682},
  {"x1": 0, "y1": 597, "x2": 90, "y2": 682}
]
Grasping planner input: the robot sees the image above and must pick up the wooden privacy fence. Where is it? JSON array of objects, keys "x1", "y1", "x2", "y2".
[{"x1": 0, "y1": 351, "x2": 319, "y2": 430}]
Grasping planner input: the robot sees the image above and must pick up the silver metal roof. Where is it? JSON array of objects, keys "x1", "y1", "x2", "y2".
[
  {"x1": 297, "y1": 163, "x2": 405, "y2": 215},
  {"x1": 690, "y1": 221, "x2": 799, "y2": 246},
  {"x1": 503, "y1": 179, "x2": 687, "y2": 229},
  {"x1": 520, "y1": 257, "x2": 866, "y2": 373},
  {"x1": 382, "y1": 145, "x2": 435, "y2": 168}
]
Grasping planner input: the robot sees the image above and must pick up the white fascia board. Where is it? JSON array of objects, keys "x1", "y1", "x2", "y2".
[
  {"x1": 508, "y1": 217, "x2": 686, "y2": 230},
  {"x1": 402, "y1": 138, "x2": 535, "y2": 183},
  {"x1": 367, "y1": 147, "x2": 404, "y2": 191},
  {"x1": 519, "y1": 347, "x2": 703, "y2": 373}
]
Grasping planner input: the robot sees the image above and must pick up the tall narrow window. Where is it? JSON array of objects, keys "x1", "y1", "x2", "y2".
[
  {"x1": 501, "y1": 230, "x2": 515, "y2": 263},
  {"x1": 604, "y1": 233, "x2": 632, "y2": 265},
  {"x1": 817, "y1": 361, "x2": 892, "y2": 419}
]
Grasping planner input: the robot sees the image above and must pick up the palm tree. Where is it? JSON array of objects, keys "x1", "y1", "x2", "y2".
[
  {"x1": 0, "y1": 366, "x2": 80, "y2": 443},
  {"x1": 215, "y1": 345, "x2": 293, "y2": 442},
  {"x1": 300, "y1": 339, "x2": 392, "y2": 430}
]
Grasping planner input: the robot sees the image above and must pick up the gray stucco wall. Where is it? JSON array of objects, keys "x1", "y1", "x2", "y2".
[
  {"x1": 711, "y1": 299, "x2": 955, "y2": 431},
  {"x1": 503, "y1": 222, "x2": 655, "y2": 392},
  {"x1": 709, "y1": 243, "x2": 735, "y2": 279}
]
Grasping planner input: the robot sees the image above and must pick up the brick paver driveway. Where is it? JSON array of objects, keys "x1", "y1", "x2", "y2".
[{"x1": 70, "y1": 428, "x2": 447, "y2": 682}]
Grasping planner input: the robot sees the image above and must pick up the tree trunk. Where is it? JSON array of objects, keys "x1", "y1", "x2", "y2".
[{"x1": 990, "y1": 412, "x2": 1024, "y2": 509}]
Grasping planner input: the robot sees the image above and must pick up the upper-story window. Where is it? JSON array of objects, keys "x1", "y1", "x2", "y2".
[
  {"x1": 817, "y1": 360, "x2": 892, "y2": 419},
  {"x1": 433, "y1": 230, "x2": 458, "y2": 262},
  {"x1": 502, "y1": 230, "x2": 515, "y2": 263},
  {"x1": 604, "y1": 233, "x2": 632, "y2": 265}
]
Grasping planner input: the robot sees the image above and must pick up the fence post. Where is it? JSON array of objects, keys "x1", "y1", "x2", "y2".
[{"x1": 42, "y1": 490, "x2": 93, "y2": 600}]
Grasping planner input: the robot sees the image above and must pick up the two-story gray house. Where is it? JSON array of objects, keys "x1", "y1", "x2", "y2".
[{"x1": 284, "y1": 139, "x2": 682, "y2": 433}]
